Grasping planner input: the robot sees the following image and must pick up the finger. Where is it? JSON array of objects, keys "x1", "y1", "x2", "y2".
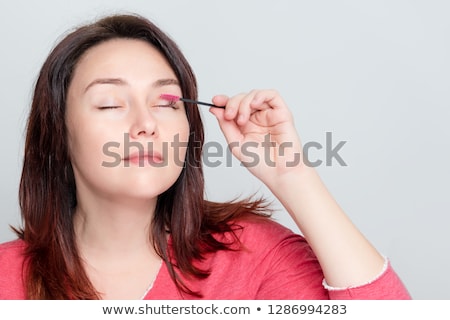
[
  {"x1": 209, "y1": 108, "x2": 244, "y2": 151},
  {"x1": 235, "y1": 90, "x2": 258, "y2": 126},
  {"x1": 223, "y1": 93, "x2": 246, "y2": 121},
  {"x1": 211, "y1": 95, "x2": 229, "y2": 107},
  {"x1": 250, "y1": 89, "x2": 287, "y2": 110},
  {"x1": 250, "y1": 90, "x2": 294, "y2": 125},
  {"x1": 208, "y1": 104, "x2": 225, "y2": 119}
]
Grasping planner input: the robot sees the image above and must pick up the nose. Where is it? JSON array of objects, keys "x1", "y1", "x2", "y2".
[{"x1": 129, "y1": 103, "x2": 157, "y2": 139}]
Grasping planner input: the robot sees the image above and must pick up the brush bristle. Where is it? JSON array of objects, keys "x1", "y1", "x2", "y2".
[{"x1": 160, "y1": 94, "x2": 180, "y2": 102}]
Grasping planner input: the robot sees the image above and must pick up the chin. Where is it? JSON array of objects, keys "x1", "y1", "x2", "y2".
[{"x1": 126, "y1": 183, "x2": 174, "y2": 199}]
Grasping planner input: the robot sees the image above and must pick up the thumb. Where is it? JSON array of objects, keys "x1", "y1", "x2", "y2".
[{"x1": 212, "y1": 94, "x2": 229, "y2": 107}]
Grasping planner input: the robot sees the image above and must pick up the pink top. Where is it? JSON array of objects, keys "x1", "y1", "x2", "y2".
[{"x1": 0, "y1": 219, "x2": 411, "y2": 299}]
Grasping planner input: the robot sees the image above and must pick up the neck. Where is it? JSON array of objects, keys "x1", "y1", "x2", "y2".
[
  {"x1": 73, "y1": 194, "x2": 163, "y2": 300},
  {"x1": 74, "y1": 194, "x2": 157, "y2": 258}
]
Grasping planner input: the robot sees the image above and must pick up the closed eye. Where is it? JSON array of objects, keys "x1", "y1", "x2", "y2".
[
  {"x1": 154, "y1": 101, "x2": 179, "y2": 110},
  {"x1": 98, "y1": 106, "x2": 121, "y2": 110}
]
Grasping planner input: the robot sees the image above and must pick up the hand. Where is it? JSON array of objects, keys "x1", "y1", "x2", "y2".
[
  {"x1": 209, "y1": 90, "x2": 304, "y2": 186},
  {"x1": 211, "y1": 90, "x2": 387, "y2": 290}
]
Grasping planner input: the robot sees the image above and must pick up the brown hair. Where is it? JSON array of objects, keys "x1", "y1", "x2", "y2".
[{"x1": 16, "y1": 13, "x2": 270, "y2": 299}]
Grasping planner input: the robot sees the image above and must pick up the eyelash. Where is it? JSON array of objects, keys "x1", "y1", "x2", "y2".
[
  {"x1": 98, "y1": 101, "x2": 179, "y2": 110},
  {"x1": 98, "y1": 106, "x2": 120, "y2": 110},
  {"x1": 156, "y1": 100, "x2": 179, "y2": 110}
]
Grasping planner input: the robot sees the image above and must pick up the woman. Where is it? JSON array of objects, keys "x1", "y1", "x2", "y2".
[{"x1": 0, "y1": 13, "x2": 410, "y2": 299}]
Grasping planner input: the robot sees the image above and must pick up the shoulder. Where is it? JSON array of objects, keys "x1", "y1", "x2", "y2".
[
  {"x1": 0, "y1": 238, "x2": 27, "y2": 263},
  {"x1": 232, "y1": 217, "x2": 310, "y2": 252},
  {"x1": 202, "y1": 217, "x2": 328, "y2": 299},
  {"x1": 0, "y1": 239, "x2": 27, "y2": 299},
  {"x1": 233, "y1": 217, "x2": 321, "y2": 271},
  {"x1": 0, "y1": 237, "x2": 26, "y2": 251}
]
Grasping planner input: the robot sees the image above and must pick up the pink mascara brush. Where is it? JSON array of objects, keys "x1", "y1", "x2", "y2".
[{"x1": 160, "y1": 94, "x2": 225, "y2": 108}]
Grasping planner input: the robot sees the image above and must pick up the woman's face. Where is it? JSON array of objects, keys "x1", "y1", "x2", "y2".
[{"x1": 66, "y1": 39, "x2": 189, "y2": 201}]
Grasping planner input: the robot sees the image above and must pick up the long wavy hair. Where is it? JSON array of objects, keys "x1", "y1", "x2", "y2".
[{"x1": 16, "y1": 13, "x2": 270, "y2": 299}]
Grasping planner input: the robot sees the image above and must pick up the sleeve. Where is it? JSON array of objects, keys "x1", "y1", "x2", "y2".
[
  {"x1": 324, "y1": 259, "x2": 411, "y2": 300},
  {"x1": 254, "y1": 230, "x2": 411, "y2": 300},
  {"x1": 255, "y1": 232, "x2": 330, "y2": 299},
  {"x1": 0, "y1": 240, "x2": 27, "y2": 299}
]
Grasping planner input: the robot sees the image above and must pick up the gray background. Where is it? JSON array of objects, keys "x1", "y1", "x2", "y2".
[{"x1": 0, "y1": 0, "x2": 449, "y2": 299}]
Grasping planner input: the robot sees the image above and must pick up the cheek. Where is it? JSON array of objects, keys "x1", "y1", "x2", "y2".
[
  {"x1": 67, "y1": 132, "x2": 106, "y2": 171},
  {"x1": 168, "y1": 119, "x2": 190, "y2": 162},
  {"x1": 169, "y1": 113, "x2": 190, "y2": 139},
  {"x1": 67, "y1": 118, "x2": 120, "y2": 169},
  {"x1": 179, "y1": 118, "x2": 191, "y2": 150}
]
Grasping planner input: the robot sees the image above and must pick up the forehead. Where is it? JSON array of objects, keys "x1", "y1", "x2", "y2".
[{"x1": 70, "y1": 38, "x2": 176, "y2": 89}]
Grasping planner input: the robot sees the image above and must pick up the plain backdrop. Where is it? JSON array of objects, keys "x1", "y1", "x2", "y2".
[{"x1": 0, "y1": 0, "x2": 449, "y2": 299}]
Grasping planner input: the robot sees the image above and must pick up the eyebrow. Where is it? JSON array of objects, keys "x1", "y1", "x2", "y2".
[
  {"x1": 84, "y1": 78, "x2": 125, "y2": 93},
  {"x1": 84, "y1": 77, "x2": 180, "y2": 93},
  {"x1": 153, "y1": 78, "x2": 180, "y2": 88}
]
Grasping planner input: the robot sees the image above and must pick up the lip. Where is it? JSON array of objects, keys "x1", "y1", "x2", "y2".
[{"x1": 123, "y1": 150, "x2": 163, "y2": 166}]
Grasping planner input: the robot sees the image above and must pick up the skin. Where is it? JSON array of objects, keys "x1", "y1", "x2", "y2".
[
  {"x1": 210, "y1": 92, "x2": 385, "y2": 288},
  {"x1": 66, "y1": 39, "x2": 189, "y2": 299},
  {"x1": 66, "y1": 38, "x2": 384, "y2": 299}
]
